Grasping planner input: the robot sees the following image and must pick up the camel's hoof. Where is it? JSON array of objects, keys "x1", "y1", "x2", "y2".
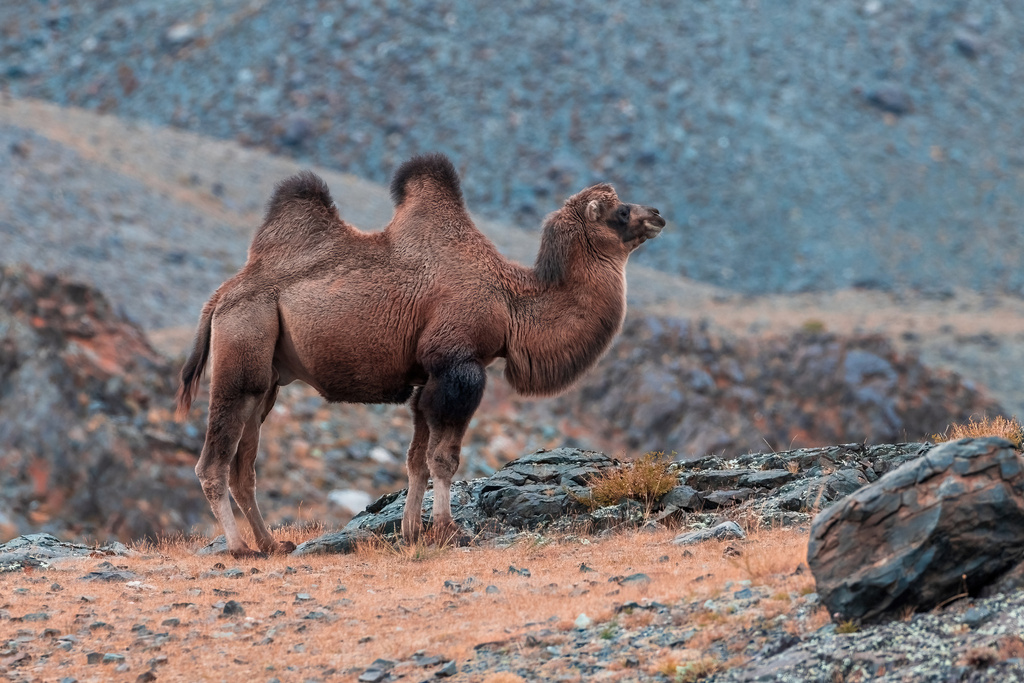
[
  {"x1": 229, "y1": 546, "x2": 264, "y2": 559},
  {"x1": 276, "y1": 540, "x2": 297, "y2": 554}
]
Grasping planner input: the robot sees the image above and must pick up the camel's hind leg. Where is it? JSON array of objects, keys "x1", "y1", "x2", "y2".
[
  {"x1": 229, "y1": 386, "x2": 295, "y2": 555},
  {"x1": 196, "y1": 393, "x2": 261, "y2": 557},
  {"x1": 196, "y1": 301, "x2": 277, "y2": 558},
  {"x1": 418, "y1": 360, "x2": 486, "y2": 542},
  {"x1": 401, "y1": 387, "x2": 430, "y2": 544}
]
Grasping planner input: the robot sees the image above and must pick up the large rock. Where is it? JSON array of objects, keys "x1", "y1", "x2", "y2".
[{"x1": 808, "y1": 437, "x2": 1024, "y2": 622}]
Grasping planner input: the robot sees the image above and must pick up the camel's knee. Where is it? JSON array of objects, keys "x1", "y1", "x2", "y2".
[
  {"x1": 427, "y1": 443, "x2": 461, "y2": 481},
  {"x1": 195, "y1": 464, "x2": 228, "y2": 501},
  {"x1": 423, "y1": 360, "x2": 486, "y2": 428}
]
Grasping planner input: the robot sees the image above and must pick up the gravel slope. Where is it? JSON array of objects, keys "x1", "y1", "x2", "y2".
[{"x1": 2, "y1": 0, "x2": 1023, "y2": 295}]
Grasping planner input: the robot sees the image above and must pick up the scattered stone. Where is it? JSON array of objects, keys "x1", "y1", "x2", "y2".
[
  {"x1": 703, "y1": 488, "x2": 755, "y2": 507},
  {"x1": 618, "y1": 573, "x2": 652, "y2": 588},
  {"x1": 954, "y1": 30, "x2": 983, "y2": 59},
  {"x1": 660, "y1": 484, "x2": 703, "y2": 510},
  {"x1": 415, "y1": 654, "x2": 445, "y2": 667},
  {"x1": 80, "y1": 561, "x2": 140, "y2": 582},
  {"x1": 435, "y1": 660, "x2": 458, "y2": 677},
  {"x1": 574, "y1": 613, "x2": 592, "y2": 629},
  {"x1": 866, "y1": 83, "x2": 913, "y2": 115},
  {"x1": 961, "y1": 605, "x2": 993, "y2": 628},
  {"x1": 164, "y1": 22, "x2": 197, "y2": 46},
  {"x1": 221, "y1": 601, "x2": 245, "y2": 617},
  {"x1": 443, "y1": 580, "x2": 474, "y2": 594}
]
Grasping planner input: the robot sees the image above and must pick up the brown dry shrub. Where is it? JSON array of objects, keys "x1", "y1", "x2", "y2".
[
  {"x1": 932, "y1": 415, "x2": 1023, "y2": 450},
  {"x1": 673, "y1": 656, "x2": 726, "y2": 682},
  {"x1": 578, "y1": 451, "x2": 676, "y2": 511}
]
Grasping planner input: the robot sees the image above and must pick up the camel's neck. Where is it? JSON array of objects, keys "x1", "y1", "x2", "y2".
[{"x1": 503, "y1": 225, "x2": 628, "y2": 396}]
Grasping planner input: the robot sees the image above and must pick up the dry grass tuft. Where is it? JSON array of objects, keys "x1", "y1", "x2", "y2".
[
  {"x1": 836, "y1": 620, "x2": 860, "y2": 634},
  {"x1": 673, "y1": 655, "x2": 726, "y2": 682},
  {"x1": 932, "y1": 415, "x2": 1023, "y2": 450},
  {"x1": 578, "y1": 451, "x2": 677, "y2": 511}
]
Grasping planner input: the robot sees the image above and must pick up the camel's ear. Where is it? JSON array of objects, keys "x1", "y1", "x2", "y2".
[{"x1": 585, "y1": 199, "x2": 601, "y2": 223}]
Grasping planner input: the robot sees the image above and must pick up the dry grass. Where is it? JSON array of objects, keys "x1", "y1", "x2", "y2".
[
  {"x1": 0, "y1": 525, "x2": 819, "y2": 682},
  {"x1": 932, "y1": 415, "x2": 1023, "y2": 450},
  {"x1": 579, "y1": 452, "x2": 677, "y2": 511}
]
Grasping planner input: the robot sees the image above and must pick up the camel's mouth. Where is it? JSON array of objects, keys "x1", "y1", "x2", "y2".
[{"x1": 641, "y1": 214, "x2": 666, "y2": 238}]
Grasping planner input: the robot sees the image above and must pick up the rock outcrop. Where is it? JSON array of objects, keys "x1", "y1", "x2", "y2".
[
  {"x1": 0, "y1": 266, "x2": 206, "y2": 540},
  {"x1": 808, "y1": 437, "x2": 1024, "y2": 623},
  {"x1": 295, "y1": 443, "x2": 930, "y2": 555}
]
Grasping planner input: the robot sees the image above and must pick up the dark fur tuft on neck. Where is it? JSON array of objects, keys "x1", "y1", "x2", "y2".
[
  {"x1": 265, "y1": 171, "x2": 334, "y2": 221},
  {"x1": 390, "y1": 153, "x2": 463, "y2": 207}
]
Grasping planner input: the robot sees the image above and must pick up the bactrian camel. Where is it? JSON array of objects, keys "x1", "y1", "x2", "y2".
[{"x1": 177, "y1": 154, "x2": 665, "y2": 557}]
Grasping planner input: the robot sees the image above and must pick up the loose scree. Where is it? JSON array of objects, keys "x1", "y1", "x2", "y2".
[{"x1": 176, "y1": 154, "x2": 665, "y2": 557}]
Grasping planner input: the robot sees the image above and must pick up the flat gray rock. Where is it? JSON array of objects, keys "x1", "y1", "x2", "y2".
[{"x1": 672, "y1": 521, "x2": 746, "y2": 546}]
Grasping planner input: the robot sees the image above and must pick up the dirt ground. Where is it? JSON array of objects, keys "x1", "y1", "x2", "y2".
[{"x1": 0, "y1": 526, "x2": 817, "y2": 682}]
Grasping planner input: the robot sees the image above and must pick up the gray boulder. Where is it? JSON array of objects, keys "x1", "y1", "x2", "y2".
[
  {"x1": 673, "y1": 521, "x2": 746, "y2": 546},
  {"x1": 808, "y1": 437, "x2": 1024, "y2": 622}
]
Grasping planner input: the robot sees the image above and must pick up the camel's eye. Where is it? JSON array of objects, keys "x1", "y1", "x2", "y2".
[{"x1": 616, "y1": 206, "x2": 630, "y2": 221}]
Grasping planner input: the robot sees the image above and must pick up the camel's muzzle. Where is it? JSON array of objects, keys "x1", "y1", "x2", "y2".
[{"x1": 640, "y1": 207, "x2": 665, "y2": 239}]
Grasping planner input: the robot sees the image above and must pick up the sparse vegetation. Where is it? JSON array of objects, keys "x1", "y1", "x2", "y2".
[
  {"x1": 932, "y1": 415, "x2": 1023, "y2": 451},
  {"x1": 673, "y1": 656, "x2": 726, "y2": 682},
  {"x1": 801, "y1": 318, "x2": 827, "y2": 333},
  {"x1": 837, "y1": 620, "x2": 860, "y2": 634},
  {"x1": 578, "y1": 451, "x2": 677, "y2": 511}
]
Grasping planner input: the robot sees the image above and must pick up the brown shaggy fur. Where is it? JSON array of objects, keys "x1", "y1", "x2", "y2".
[{"x1": 177, "y1": 154, "x2": 665, "y2": 556}]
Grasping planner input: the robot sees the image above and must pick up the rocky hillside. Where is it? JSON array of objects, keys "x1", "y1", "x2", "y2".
[{"x1": 2, "y1": 1, "x2": 1023, "y2": 295}]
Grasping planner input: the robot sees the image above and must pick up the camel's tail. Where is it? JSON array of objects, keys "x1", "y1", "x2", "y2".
[{"x1": 175, "y1": 295, "x2": 217, "y2": 421}]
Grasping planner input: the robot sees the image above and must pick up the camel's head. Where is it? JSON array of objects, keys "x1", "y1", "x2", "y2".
[{"x1": 573, "y1": 184, "x2": 665, "y2": 254}]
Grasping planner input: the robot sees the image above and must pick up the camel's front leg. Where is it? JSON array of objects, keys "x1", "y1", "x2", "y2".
[
  {"x1": 401, "y1": 387, "x2": 430, "y2": 544},
  {"x1": 418, "y1": 360, "x2": 486, "y2": 542},
  {"x1": 230, "y1": 387, "x2": 295, "y2": 555}
]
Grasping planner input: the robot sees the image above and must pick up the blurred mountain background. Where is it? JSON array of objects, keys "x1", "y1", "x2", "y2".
[{"x1": 0, "y1": 1, "x2": 1021, "y2": 541}]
